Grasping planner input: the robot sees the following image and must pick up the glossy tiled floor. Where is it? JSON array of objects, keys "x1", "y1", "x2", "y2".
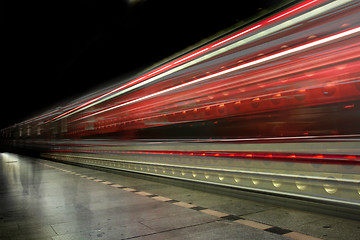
[{"x1": 1, "y1": 153, "x2": 359, "y2": 240}]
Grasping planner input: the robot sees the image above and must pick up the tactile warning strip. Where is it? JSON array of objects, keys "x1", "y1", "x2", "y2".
[{"x1": 41, "y1": 162, "x2": 322, "y2": 240}]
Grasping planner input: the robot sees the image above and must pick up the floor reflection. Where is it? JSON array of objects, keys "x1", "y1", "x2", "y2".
[
  {"x1": 0, "y1": 153, "x2": 42, "y2": 196},
  {"x1": 20, "y1": 156, "x2": 43, "y2": 196},
  {"x1": 0, "y1": 152, "x2": 20, "y2": 185}
]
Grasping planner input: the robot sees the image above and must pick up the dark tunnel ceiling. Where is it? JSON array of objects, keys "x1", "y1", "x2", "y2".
[{"x1": 2, "y1": 0, "x2": 283, "y2": 128}]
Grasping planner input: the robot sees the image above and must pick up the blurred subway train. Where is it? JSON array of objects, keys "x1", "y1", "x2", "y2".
[{"x1": 1, "y1": 0, "x2": 360, "y2": 212}]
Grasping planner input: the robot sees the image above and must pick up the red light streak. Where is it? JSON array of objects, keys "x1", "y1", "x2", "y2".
[
  {"x1": 266, "y1": 0, "x2": 318, "y2": 23},
  {"x1": 50, "y1": 148, "x2": 360, "y2": 165},
  {"x1": 211, "y1": 24, "x2": 262, "y2": 48},
  {"x1": 70, "y1": 26, "x2": 360, "y2": 123},
  {"x1": 344, "y1": 104, "x2": 354, "y2": 109},
  {"x1": 45, "y1": 0, "x2": 322, "y2": 124}
]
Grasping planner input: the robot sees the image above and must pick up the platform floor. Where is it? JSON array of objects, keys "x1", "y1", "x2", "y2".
[{"x1": 1, "y1": 153, "x2": 359, "y2": 240}]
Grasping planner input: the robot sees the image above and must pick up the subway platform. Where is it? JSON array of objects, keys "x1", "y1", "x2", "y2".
[{"x1": 1, "y1": 153, "x2": 359, "y2": 240}]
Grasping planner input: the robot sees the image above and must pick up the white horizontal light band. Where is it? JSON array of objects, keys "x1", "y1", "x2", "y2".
[{"x1": 55, "y1": 0, "x2": 351, "y2": 121}]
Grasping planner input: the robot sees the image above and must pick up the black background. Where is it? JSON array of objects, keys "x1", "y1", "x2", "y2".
[{"x1": 2, "y1": 0, "x2": 280, "y2": 129}]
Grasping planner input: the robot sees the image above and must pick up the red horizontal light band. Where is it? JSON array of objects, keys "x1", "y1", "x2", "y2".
[
  {"x1": 50, "y1": 149, "x2": 360, "y2": 165},
  {"x1": 69, "y1": 26, "x2": 360, "y2": 126},
  {"x1": 45, "y1": 0, "x2": 322, "y2": 123}
]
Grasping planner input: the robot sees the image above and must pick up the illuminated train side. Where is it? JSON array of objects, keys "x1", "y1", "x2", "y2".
[{"x1": 1, "y1": 0, "x2": 360, "y2": 209}]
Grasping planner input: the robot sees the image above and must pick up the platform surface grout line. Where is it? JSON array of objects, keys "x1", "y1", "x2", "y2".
[{"x1": 40, "y1": 160, "x2": 323, "y2": 240}]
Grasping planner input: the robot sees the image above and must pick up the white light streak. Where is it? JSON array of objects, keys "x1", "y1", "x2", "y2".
[
  {"x1": 55, "y1": 0, "x2": 352, "y2": 122},
  {"x1": 72, "y1": 26, "x2": 360, "y2": 122}
]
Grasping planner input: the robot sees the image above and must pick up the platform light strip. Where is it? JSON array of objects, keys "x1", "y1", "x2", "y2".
[
  {"x1": 41, "y1": 152, "x2": 360, "y2": 208},
  {"x1": 65, "y1": 147, "x2": 360, "y2": 164},
  {"x1": 45, "y1": 152, "x2": 360, "y2": 183}
]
